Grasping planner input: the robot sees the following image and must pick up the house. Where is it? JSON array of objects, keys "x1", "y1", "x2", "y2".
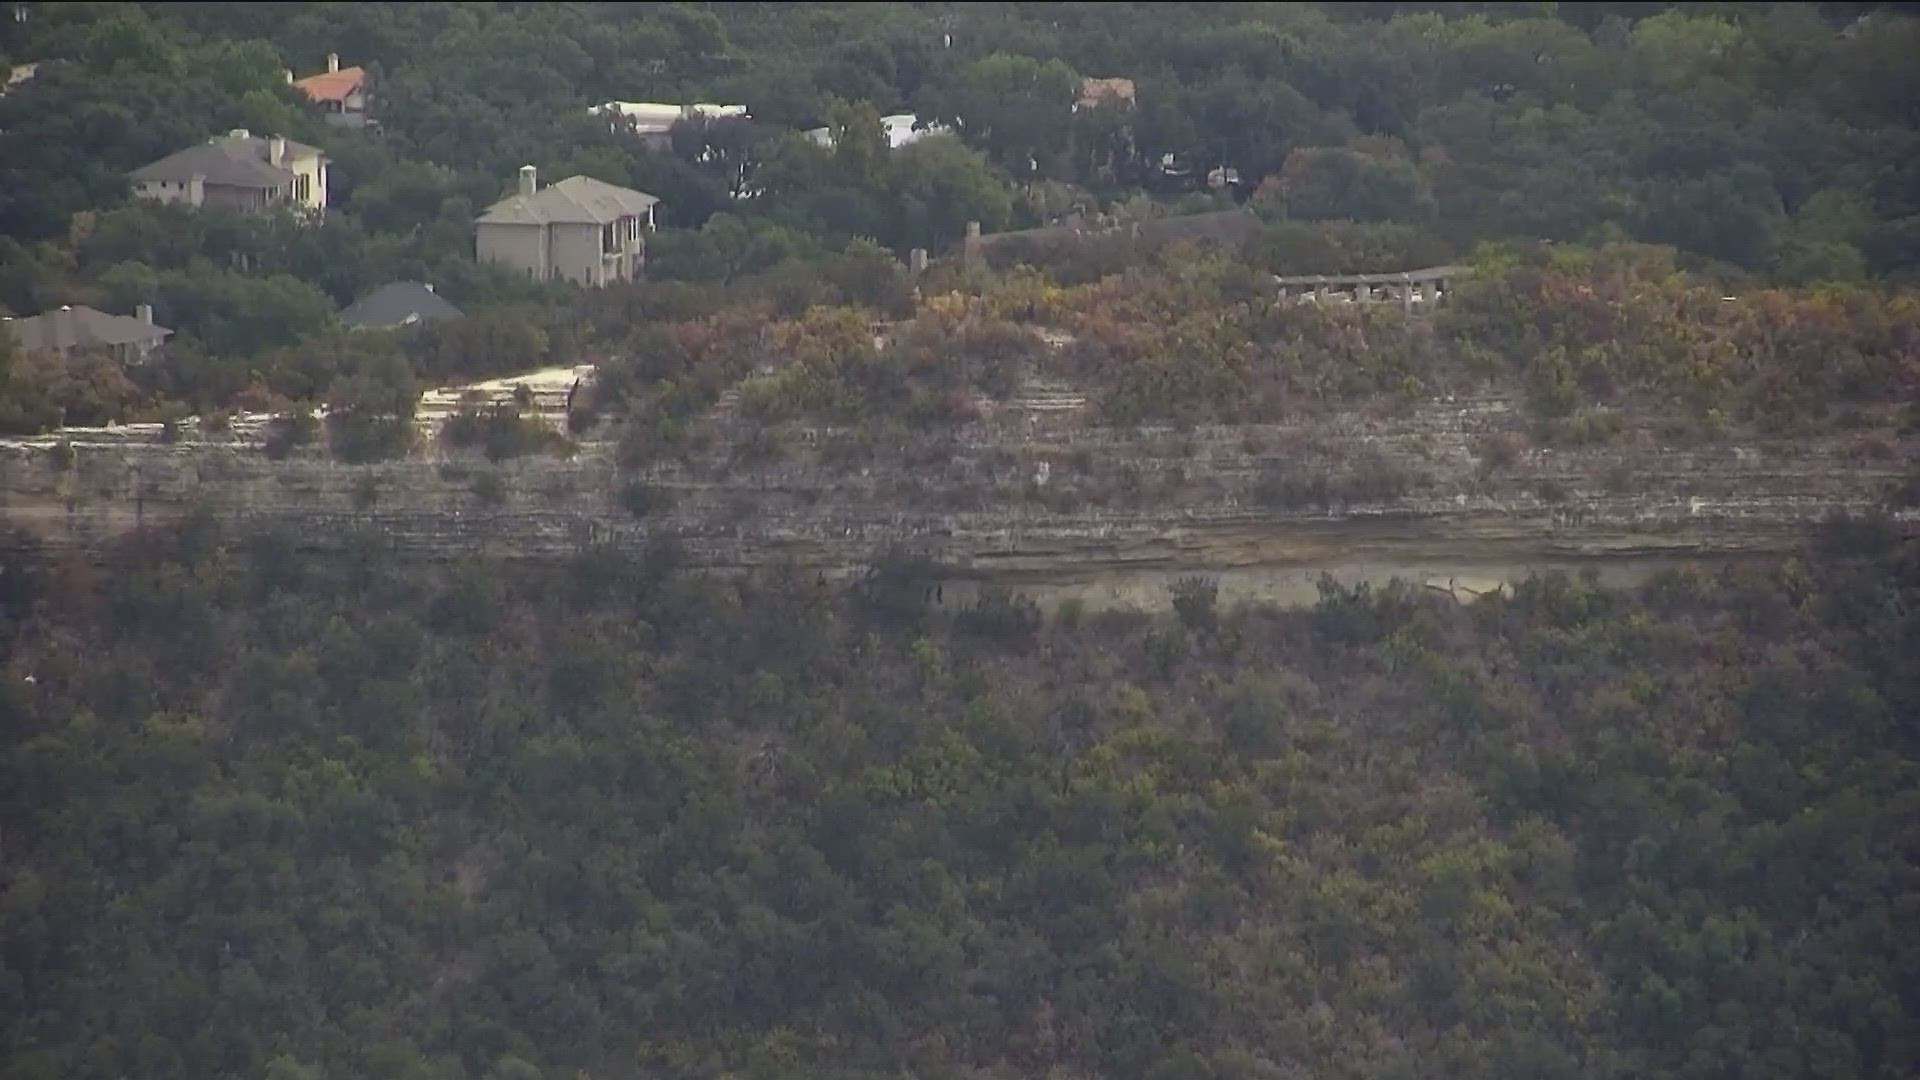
[
  {"x1": 804, "y1": 113, "x2": 952, "y2": 152},
  {"x1": 4, "y1": 303, "x2": 171, "y2": 364},
  {"x1": 475, "y1": 167, "x2": 659, "y2": 287},
  {"x1": 339, "y1": 281, "x2": 464, "y2": 330},
  {"x1": 593, "y1": 101, "x2": 748, "y2": 151},
  {"x1": 129, "y1": 129, "x2": 328, "y2": 215},
  {"x1": 1075, "y1": 77, "x2": 1136, "y2": 112},
  {"x1": 292, "y1": 52, "x2": 370, "y2": 128}
]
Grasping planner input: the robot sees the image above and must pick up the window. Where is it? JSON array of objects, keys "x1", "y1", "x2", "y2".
[
  {"x1": 296, "y1": 174, "x2": 309, "y2": 202},
  {"x1": 602, "y1": 223, "x2": 617, "y2": 254}
]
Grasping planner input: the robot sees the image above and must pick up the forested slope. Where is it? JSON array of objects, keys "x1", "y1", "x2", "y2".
[
  {"x1": 4, "y1": 7, "x2": 1919, "y2": 1079},
  {"x1": 2, "y1": 524, "x2": 1916, "y2": 1080}
]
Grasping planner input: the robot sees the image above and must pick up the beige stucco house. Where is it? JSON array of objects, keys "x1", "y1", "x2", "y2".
[
  {"x1": 475, "y1": 167, "x2": 659, "y2": 287},
  {"x1": 129, "y1": 129, "x2": 328, "y2": 215}
]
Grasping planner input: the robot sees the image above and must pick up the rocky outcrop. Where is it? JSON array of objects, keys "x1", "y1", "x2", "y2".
[{"x1": 3, "y1": 387, "x2": 1910, "y2": 597}]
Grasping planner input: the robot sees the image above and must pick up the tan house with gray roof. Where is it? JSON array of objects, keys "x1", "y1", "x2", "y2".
[
  {"x1": 129, "y1": 129, "x2": 328, "y2": 215},
  {"x1": 475, "y1": 167, "x2": 659, "y2": 286}
]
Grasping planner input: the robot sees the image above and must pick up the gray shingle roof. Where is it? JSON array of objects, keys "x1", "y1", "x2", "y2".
[
  {"x1": 129, "y1": 132, "x2": 324, "y2": 188},
  {"x1": 339, "y1": 282, "x2": 465, "y2": 329},
  {"x1": 5, "y1": 305, "x2": 172, "y2": 352},
  {"x1": 477, "y1": 175, "x2": 659, "y2": 226}
]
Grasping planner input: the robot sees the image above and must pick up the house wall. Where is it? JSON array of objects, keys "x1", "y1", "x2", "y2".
[
  {"x1": 549, "y1": 222, "x2": 611, "y2": 286},
  {"x1": 477, "y1": 222, "x2": 550, "y2": 281},
  {"x1": 133, "y1": 179, "x2": 199, "y2": 206},
  {"x1": 202, "y1": 183, "x2": 282, "y2": 213},
  {"x1": 477, "y1": 215, "x2": 648, "y2": 286},
  {"x1": 284, "y1": 152, "x2": 328, "y2": 211}
]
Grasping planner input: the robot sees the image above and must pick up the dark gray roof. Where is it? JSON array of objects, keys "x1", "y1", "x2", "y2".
[
  {"x1": 5, "y1": 305, "x2": 172, "y2": 352},
  {"x1": 477, "y1": 175, "x2": 659, "y2": 226},
  {"x1": 339, "y1": 282, "x2": 465, "y2": 329},
  {"x1": 129, "y1": 131, "x2": 324, "y2": 188}
]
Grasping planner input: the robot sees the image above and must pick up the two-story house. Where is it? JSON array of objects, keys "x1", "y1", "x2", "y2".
[
  {"x1": 292, "y1": 52, "x2": 370, "y2": 128},
  {"x1": 129, "y1": 129, "x2": 328, "y2": 215},
  {"x1": 474, "y1": 167, "x2": 659, "y2": 287}
]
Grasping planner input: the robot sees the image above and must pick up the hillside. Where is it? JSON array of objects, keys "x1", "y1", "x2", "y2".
[
  {"x1": 1, "y1": 519, "x2": 1916, "y2": 1080},
  {"x1": 4, "y1": 6, "x2": 1920, "y2": 1080}
]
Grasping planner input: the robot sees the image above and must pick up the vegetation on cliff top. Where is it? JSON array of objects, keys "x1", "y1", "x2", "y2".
[{"x1": 4, "y1": 3, "x2": 1920, "y2": 434}]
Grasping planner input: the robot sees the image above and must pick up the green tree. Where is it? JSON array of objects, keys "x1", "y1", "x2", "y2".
[{"x1": 928, "y1": 52, "x2": 1081, "y2": 177}]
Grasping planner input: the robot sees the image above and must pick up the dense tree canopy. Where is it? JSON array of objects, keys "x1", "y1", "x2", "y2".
[{"x1": 0, "y1": 519, "x2": 1915, "y2": 1080}]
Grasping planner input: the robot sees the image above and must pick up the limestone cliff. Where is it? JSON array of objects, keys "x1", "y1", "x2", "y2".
[{"x1": 3, "y1": 381, "x2": 1910, "y2": 607}]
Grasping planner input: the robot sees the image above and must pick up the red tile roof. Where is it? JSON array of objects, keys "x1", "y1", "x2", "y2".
[{"x1": 293, "y1": 66, "x2": 365, "y2": 104}]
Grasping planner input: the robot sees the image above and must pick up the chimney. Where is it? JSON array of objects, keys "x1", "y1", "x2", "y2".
[
  {"x1": 423, "y1": 283, "x2": 434, "y2": 293},
  {"x1": 908, "y1": 248, "x2": 929, "y2": 274},
  {"x1": 327, "y1": 52, "x2": 340, "y2": 74},
  {"x1": 137, "y1": 303, "x2": 153, "y2": 324},
  {"x1": 268, "y1": 136, "x2": 286, "y2": 166},
  {"x1": 518, "y1": 165, "x2": 537, "y2": 197},
  {"x1": 962, "y1": 220, "x2": 984, "y2": 267}
]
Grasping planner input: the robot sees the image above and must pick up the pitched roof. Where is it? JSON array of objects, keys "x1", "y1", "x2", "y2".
[
  {"x1": 5, "y1": 305, "x2": 172, "y2": 352},
  {"x1": 293, "y1": 65, "x2": 365, "y2": 104},
  {"x1": 339, "y1": 282, "x2": 465, "y2": 329},
  {"x1": 476, "y1": 175, "x2": 660, "y2": 226},
  {"x1": 1077, "y1": 77, "x2": 1136, "y2": 110},
  {"x1": 129, "y1": 131, "x2": 324, "y2": 188}
]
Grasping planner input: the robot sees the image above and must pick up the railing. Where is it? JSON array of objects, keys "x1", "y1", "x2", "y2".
[{"x1": 1271, "y1": 265, "x2": 1471, "y2": 308}]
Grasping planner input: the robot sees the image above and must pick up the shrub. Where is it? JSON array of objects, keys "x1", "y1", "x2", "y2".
[
  {"x1": 327, "y1": 412, "x2": 415, "y2": 464},
  {"x1": 1252, "y1": 462, "x2": 1332, "y2": 511},
  {"x1": 616, "y1": 482, "x2": 676, "y2": 517},
  {"x1": 351, "y1": 474, "x2": 382, "y2": 510},
  {"x1": 1055, "y1": 596, "x2": 1087, "y2": 628},
  {"x1": 1602, "y1": 461, "x2": 1638, "y2": 496},
  {"x1": 473, "y1": 470, "x2": 508, "y2": 507},
  {"x1": 1476, "y1": 432, "x2": 1522, "y2": 475},
  {"x1": 441, "y1": 405, "x2": 575, "y2": 462},
  {"x1": 1336, "y1": 447, "x2": 1415, "y2": 505},
  {"x1": 953, "y1": 585, "x2": 1043, "y2": 647},
  {"x1": 263, "y1": 412, "x2": 319, "y2": 459},
  {"x1": 1884, "y1": 467, "x2": 1920, "y2": 510},
  {"x1": 1170, "y1": 575, "x2": 1221, "y2": 633}
]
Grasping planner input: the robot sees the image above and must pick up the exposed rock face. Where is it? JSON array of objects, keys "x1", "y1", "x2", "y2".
[{"x1": 3, "y1": 389, "x2": 1910, "y2": 598}]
